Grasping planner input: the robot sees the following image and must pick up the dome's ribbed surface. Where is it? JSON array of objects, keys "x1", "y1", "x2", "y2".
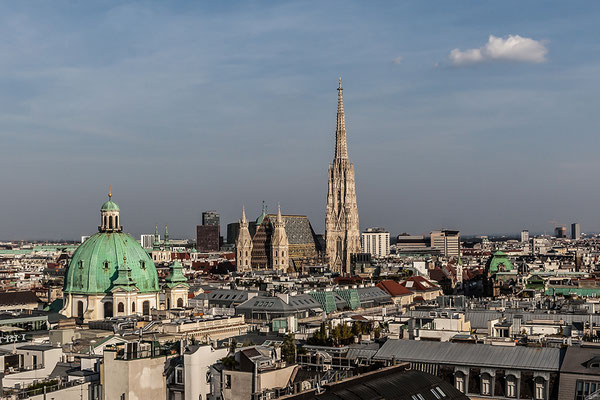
[{"x1": 64, "y1": 231, "x2": 159, "y2": 294}]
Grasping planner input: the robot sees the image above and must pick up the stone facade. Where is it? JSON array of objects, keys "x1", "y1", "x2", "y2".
[
  {"x1": 235, "y1": 206, "x2": 253, "y2": 272},
  {"x1": 325, "y1": 78, "x2": 360, "y2": 275}
]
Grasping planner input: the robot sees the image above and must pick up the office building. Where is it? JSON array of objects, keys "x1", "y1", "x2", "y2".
[
  {"x1": 202, "y1": 210, "x2": 220, "y2": 226},
  {"x1": 555, "y1": 226, "x2": 567, "y2": 238},
  {"x1": 140, "y1": 234, "x2": 154, "y2": 249},
  {"x1": 521, "y1": 230, "x2": 529, "y2": 243},
  {"x1": 571, "y1": 223, "x2": 581, "y2": 240},
  {"x1": 196, "y1": 210, "x2": 221, "y2": 252},
  {"x1": 430, "y1": 230, "x2": 460, "y2": 258},
  {"x1": 361, "y1": 228, "x2": 390, "y2": 257}
]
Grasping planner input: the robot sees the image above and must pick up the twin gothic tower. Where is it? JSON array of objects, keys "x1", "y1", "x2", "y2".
[{"x1": 325, "y1": 78, "x2": 360, "y2": 275}]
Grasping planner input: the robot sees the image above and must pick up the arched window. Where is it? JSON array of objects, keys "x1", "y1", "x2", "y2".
[
  {"x1": 455, "y1": 371, "x2": 465, "y2": 393},
  {"x1": 132, "y1": 302, "x2": 136, "y2": 312},
  {"x1": 77, "y1": 301, "x2": 84, "y2": 318},
  {"x1": 103, "y1": 215, "x2": 107, "y2": 228},
  {"x1": 275, "y1": 251, "x2": 278, "y2": 257},
  {"x1": 109, "y1": 216, "x2": 113, "y2": 229},
  {"x1": 534, "y1": 377, "x2": 545, "y2": 400},
  {"x1": 282, "y1": 251, "x2": 284, "y2": 257},
  {"x1": 104, "y1": 302, "x2": 113, "y2": 318},
  {"x1": 506, "y1": 375, "x2": 517, "y2": 398},
  {"x1": 118, "y1": 302, "x2": 124, "y2": 313},
  {"x1": 167, "y1": 298, "x2": 170, "y2": 309},
  {"x1": 245, "y1": 251, "x2": 248, "y2": 257},
  {"x1": 481, "y1": 373, "x2": 491, "y2": 396},
  {"x1": 143, "y1": 301, "x2": 150, "y2": 315},
  {"x1": 177, "y1": 298, "x2": 184, "y2": 308},
  {"x1": 115, "y1": 216, "x2": 119, "y2": 228}
]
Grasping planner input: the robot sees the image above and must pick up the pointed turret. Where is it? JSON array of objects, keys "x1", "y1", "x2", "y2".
[
  {"x1": 335, "y1": 77, "x2": 348, "y2": 160},
  {"x1": 153, "y1": 224, "x2": 160, "y2": 250},
  {"x1": 236, "y1": 205, "x2": 253, "y2": 272},
  {"x1": 271, "y1": 203, "x2": 289, "y2": 272},
  {"x1": 164, "y1": 225, "x2": 171, "y2": 250}
]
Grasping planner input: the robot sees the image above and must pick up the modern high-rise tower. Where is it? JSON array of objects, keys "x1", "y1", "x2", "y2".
[{"x1": 325, "y1": 78, "x2": 360, "y2": 275}]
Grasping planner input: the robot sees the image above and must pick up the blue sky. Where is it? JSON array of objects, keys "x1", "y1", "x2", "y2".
[{"x1": 1, "y1": 1, "x2": 599, "y2": 240}]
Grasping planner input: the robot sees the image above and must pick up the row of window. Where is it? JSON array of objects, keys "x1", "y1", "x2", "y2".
[
  {"x1": 76, "y1": 300, "x2": 151, "y2": 318},
  {"x1": 455, "y1": 372, "x2": 545, "y2": 399}
]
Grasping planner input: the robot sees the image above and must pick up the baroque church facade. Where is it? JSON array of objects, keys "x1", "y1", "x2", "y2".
[{"x1": 325, "y1": 78, "x2": 361, "y2": 275}]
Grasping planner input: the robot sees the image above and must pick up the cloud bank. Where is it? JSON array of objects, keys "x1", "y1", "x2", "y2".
[{"x1": 449, "y1": 34, "x2": 548, "y2": 66}]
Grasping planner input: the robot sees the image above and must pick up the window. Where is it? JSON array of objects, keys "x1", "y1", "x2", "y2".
[
  {"x1": 177, "y1": 298, "x2": 184, "y2": 308},
  {"x1": 506, "y1": 375, "x2": 516, "y2": 398},
  {"x1": 534, "y1": 377, "x2": 545, "y2": 400},
  {"x1": 104, "y1": 302, "x2": 113, "y2": 318},
  {"x1": 118, "y1": 302, "x2": 124, "y2": 313},
  {"x1": 77, "y1": 301, "x2": 84, "y2": 318},
  {"x1": 104, "y1": 261, "x2": 109, "y2": 270},
  {"x1": 435, "y1": 387, "x2": 446, "y2": 397},
  {"x1": 225, "y1": 374, "x2": 231, "y2": 389},
  {"x1": 143, "y1": 300, "x2": 150, "y2": 316},
  {"x1": 175, "y1": 367, "x2": 183, "y2": 384},
  {"x1": 132, "y1": 302, "x2": 136, "y2": 312},
  {"x1": 576, "y1": 380, "x2": 600, "y2": 400},
  {"x1": 481, "y1": 373, "x2": 491, "y2": 395},
  {"x1": 455, "y1": 372, "x2": 464, "y2": 393},
  {"x1": 109, "y1": 216, "x2": 113, "y2": 229},
  {"x1": 430, "y1": 389, "x2": 440, "y2": 399}
]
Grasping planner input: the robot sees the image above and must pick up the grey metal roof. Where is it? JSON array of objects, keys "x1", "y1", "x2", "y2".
[
  {"x1": 346, "y1": 343, "x2": 379, "y2": 360},
  {"x1": 407, "y1": 309, "x2": 600, "y2": 330},
  {"x1": 374, "y1": 339, "x2": 563, "y2": 372}
]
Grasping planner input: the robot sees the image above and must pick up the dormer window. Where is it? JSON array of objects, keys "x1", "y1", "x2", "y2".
[
  {"x1": 140, "y1": 261, "x2": 146, "y2": 270},
  {"x1": 104, "y1": 261, "x2": 110, "y2": 270},
  {"x1": 586, "y1": 356, "x2": 600, "y2": 368}
]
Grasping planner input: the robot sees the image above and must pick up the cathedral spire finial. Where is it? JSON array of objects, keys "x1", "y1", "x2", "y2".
[
  {"x1": 335, "y1": 77, "x2": 348, "y2": 160},
  {"x1": 241, "y1": 205, "x2": 247, "y2": 223}
]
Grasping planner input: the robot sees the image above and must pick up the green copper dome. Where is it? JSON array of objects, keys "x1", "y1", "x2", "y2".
[
  {"x1": 64, "y1": 231, "x2": 159, "y2": 295},
  {"x1": 101, "y1": 200, "x2": 120, "y2": 211},
  {"x1": 488, "y1": 250, "x2": 514, "y2": 274}
]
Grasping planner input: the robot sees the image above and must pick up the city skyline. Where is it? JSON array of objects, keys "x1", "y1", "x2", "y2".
[{"x1": 2, "y1": 1, "x2": 600, "y2": 240}]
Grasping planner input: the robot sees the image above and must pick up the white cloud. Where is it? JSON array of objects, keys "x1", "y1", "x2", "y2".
[
  {"x1": 392, "y1": 56, "x2": 403, "y2": 65},
  {"x1": 449, "y1": 34, "x2": 548, "y2": 66}
]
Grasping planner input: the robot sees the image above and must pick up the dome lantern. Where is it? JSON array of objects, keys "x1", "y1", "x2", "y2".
[{"x1": 99, "y1": 185, "x2": 122, "y2": 232}]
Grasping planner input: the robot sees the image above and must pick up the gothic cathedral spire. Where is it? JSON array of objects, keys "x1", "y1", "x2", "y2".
[{"x1": 325, "y1": 78, "x2": 361, "y2": 275}]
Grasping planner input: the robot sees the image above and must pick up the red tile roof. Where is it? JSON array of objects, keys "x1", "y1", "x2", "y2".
[
  {"x1": 400, "y1": 276, "x2": 440, "y2": 292},
  {"x1": 377, "y1": 280, "x2": 413, "y2": 297}
]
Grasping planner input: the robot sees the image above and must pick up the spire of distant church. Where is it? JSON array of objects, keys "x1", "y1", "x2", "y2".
[
  {"x1": 241, "y1": 205, "x2": 248, "y2": 226},
  {"x1": 335, "y1": 77, "x2": 348, "y2": 160}
]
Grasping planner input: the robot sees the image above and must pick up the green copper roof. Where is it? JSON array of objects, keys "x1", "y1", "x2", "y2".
[
  {"x1": 255, "y1": 201, "x2": 267, "y2": 226},
  {"x1": 165, "y1": 260, "x2": 188, "y2": 288},
  {"x1": 101, "y1": 200, "x2": 120, "y2": 211},
  {"x1": 488, "y1": 250, "x2": 514, "y2": 274},
  {"x1": 63, "y1": 231, "x2": 159, "y2": 295},
  {"x1": 334, "y1": 289, "x2": 361, "y2": 310},
  {"x1": 309, "y1": 291, "x2": 337, "y2": 313}
]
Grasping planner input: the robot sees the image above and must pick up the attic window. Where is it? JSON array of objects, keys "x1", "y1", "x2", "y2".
[
  {"x1": 104, "y1": 261, "x2": 109, "y2": 270},
  {"x1": 140, "y1": 261, "x2": 146, "y2": 270}
]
